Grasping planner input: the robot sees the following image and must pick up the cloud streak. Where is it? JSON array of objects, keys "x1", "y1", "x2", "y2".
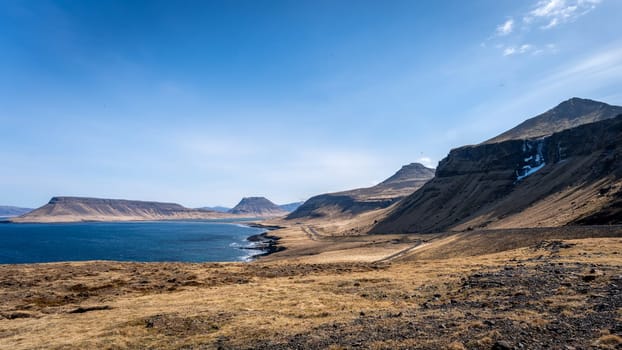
[
  {"x1": 524, "y1": 0, "x2": 601, "y2": 29},
  {"x1": 496, "y1": 19, "x2": 514, "y2": 36},
  {"x1": 490, "y1": 0, "x2": 602, "y2": 57},
  {"x1": 503, "y1": 44, "x2": 534, "y2": 56}
]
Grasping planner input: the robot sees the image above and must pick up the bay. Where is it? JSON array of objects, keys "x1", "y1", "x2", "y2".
[{"x1": 0, "y1": 220, "x2": 265, "y2": 264}]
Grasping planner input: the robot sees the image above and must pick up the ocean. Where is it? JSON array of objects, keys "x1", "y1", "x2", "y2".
[{"x1": 0, "y1": 220, "x2": 266, "y2": 264}]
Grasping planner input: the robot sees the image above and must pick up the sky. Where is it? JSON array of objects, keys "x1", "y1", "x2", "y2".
[{"x1": 1, "y1": 0, "x2": 622, "y2": 208}]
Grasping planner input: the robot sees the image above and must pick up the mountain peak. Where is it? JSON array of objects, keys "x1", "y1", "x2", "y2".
[
  {"x1": 552, "y1": 97, "x2": 612, "y2": 113},
  {"x1": 486, "y1": 97, "x2": 622, "y2": 144},
  {"x1": 380, "y1": 163, "x2": 435, "y2": 186},
  {"x1": 228, "y1": 197, "x2": 287, "y2": 217}
]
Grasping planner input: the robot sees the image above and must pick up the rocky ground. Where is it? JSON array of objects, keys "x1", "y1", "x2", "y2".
[{"x1": 1, "y1": 230, "x2": 621, "y2": 349}]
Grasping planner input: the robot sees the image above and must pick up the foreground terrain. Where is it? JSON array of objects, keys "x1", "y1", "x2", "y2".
[{"x1": 1, "y1": 226, "x2": 621, "y2": 349}]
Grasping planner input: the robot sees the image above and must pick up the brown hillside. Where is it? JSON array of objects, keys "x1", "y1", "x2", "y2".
[
  {"x1": 370, "y1": 114, "x2": 622, "y2": 234},
  {"x1": 286, "y1": 163, "x2": 434, "y2": 221}
]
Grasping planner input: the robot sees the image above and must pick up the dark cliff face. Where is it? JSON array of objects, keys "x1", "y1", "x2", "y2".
[
  {"x1": 370, "y1": 114, "x2": 622, "y2": 234},
  {"x1": 435, "y1": 141, "x2": 526, "y2": 177},
  {"x1": 286, "y1": 163, "x2": 435, "y2": 220}
]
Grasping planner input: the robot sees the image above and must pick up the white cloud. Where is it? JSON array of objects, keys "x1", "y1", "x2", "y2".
[
  {"x1": 524, "y1": 0, "x2": 601, "y2": 29},
  {"x1": 503, "y1": 47, "x2": 517, "y2": 56},
  {"x1": 489, "y1": 0, "x2": 602, "y2": 57},
  {"x1": 503, "y1": 44, "x2": 534, "y2": 56},
  {"x1": 520, "y1": 44, "x2": 533, "y2": 53},
  {"x1": 496, "y1": 18, "x2": 514, "y2": 36},
  {"x1": 417, "y1": 157, "x2": 435, "y2": 168}
]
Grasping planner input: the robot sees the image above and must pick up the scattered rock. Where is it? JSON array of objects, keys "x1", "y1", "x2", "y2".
[
  {"x1": 2, "y1": 311, "x2": 34, "y2": 319},
  {"x1": 68, "y1": 305, "x2": 111, "y2": 314},
  {"x1": 491, "y1": 340, "x2": 512, "y2": 350},
  {"x1": 582, "y1": 274, "x2": 596, "y2": 282}
]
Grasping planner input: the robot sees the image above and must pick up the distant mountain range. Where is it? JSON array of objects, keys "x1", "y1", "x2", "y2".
[
  {"x1": 11, "y1": 197, "x2": 230, "y2": 223},
  {"x1": 278, "y1": 201, "x2": 304, "y2": 212},
  {"x1": 370, "y1": 97, "x2": 622, "y2": 234},
  {"x1": 198, "y1": 206, "x2": 231, "y2": 213},
  {"x1": 0, "y1": 206, "x2": 33, "y2": 217},
  {"x1": 199, "y1": 201, "x2": 304, "y2": 214}
]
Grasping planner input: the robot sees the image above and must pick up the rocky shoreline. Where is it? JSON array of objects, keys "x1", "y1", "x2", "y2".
[{"x1": 242, "y1": 226, "x2": 286, "y2": 259}]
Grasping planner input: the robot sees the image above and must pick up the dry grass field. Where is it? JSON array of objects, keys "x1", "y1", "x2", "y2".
[{"x1": 1, "y1": 226, "x2": 622, "y2": 349}]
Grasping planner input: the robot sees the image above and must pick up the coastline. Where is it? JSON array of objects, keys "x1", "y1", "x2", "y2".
[{"x1": 242, "y1": 223, "x2": 286, "y2": 259}]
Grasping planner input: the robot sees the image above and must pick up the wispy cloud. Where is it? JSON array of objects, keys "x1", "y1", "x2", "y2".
[
  {"x1": 417, "y1": 157, "x2": 436, "y2": 168},
  {"x1": 503, "y1": 44, "x2": 534, "y2": 56},
  {"x1": 542, "y1": 44, "x2": 622, "y2": 85},
  {"x1": 489, "y1": 0, "x2": 602, "y2": 57},
  {"x1": 524, "y1": 0, "x2": 601, "y2": 29},
  {"x1": 496, "y1": 18, "x2": 514, "y2": 36}
]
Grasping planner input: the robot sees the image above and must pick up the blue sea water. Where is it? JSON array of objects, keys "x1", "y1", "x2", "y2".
[{"x1": 0, "y1": 220, "x2": 266, "y2": 264}]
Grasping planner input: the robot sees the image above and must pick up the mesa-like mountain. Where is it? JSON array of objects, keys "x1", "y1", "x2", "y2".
[
  {"x1": 228, "y1": 197, "x2": 288, "y2": 217},
  {"x1": 286, "y1": 163, "x2": 435, "y2": 222},
  {"x1": 370, "y1": 98, "x2": 622, "y2": 234},
  {"x1": 11, "y1": 197, "x2": 229, "y2": 223},
  {"x1": 485, "y1": 97, "x2": 622, "y2": 143},
  {"x1": 0, "y1": 206, "x2": 33, "y2": 217}
]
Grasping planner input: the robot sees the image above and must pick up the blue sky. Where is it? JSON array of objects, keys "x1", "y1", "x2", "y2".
[{"x1": 1, "y1": 0, "x2": 621, "y2": 208}]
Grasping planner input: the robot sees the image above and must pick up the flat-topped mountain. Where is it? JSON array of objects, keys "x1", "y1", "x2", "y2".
[
  {"x1": 11, "y1": 197, "x2": 229, "y2": 223},
  {"x1": 486, "y1": 97, "x2": 622, "y2": 144},
  {"x1": 228, "y1": 197, "x2": 288, "y2": 217},
  {"x1": 0, "y1": 206, "x2": 33, "y2": 217},
  {"x1": 371, "y1": 101, "x2": 622, "y2": 234},
  {"x1": 286, "y1": 163, "x2": 435, "y2": 221}
]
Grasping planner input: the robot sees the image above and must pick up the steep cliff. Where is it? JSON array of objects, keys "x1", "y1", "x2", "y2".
[{"x1": 370, "y1": 114, "x2": 622, "y2": 233}]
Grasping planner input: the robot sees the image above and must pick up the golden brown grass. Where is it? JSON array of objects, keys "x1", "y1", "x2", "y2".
[{"x1": 0, "y1": 228, "x2": 621, "y2": 349}]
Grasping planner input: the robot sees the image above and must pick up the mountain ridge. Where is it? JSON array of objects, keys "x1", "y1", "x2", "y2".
[
  {"x1": 286, "y1": 163, "x2": 435, "y2": 222},
  {"x1": 0, "y1": 205, "x2": 33, "y2": 217},
  {"x1": 370, "y1": 101, "x2": 622, "y2": 234},
  {"x1": 486, "y1": 97, "x2": 622, "y2": 144},
  {"x1": 11, "y1": 196, "x2": 230, "y2": 223}
]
